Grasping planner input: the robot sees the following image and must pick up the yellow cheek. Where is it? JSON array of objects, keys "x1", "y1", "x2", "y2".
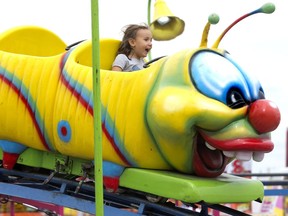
[
  {"x1": 148, "y1": 87, "x2": 203, "y2": 136},
  {"x1": 149, "y1": 86, "x2": 247, "y2": 131},
  {"x1": 146, "y1": 87, "x2": 201, "y2": 172}
]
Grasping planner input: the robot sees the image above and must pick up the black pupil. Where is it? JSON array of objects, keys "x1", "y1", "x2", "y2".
[{"x1": 227, "y1": 90, "x2": 246, "y2": 109}]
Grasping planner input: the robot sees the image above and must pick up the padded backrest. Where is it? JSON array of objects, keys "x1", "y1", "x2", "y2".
[
  {"x1": 0, "y1": 26, "x2": 67, "y2": 56},
  {"x1": 100, "y1": 38, "x2": 121, "y2": 70},
  {"x1": 73, "y1": 38, "x2": 121, "y2": 70}
]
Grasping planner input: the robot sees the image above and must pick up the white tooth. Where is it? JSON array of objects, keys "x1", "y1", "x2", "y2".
[
  {"x1": 236, "y1": 151, "x2": 252, "y2": 161},
  {"x1": 205, "y1": 142, "x2": 216, "y2": 150},
  {"x1": 253, "y1": 152, "x2": 265, "y2": 162},
  {"x1": 223, "y1": 151, "x2": 236, "y2": 158}
]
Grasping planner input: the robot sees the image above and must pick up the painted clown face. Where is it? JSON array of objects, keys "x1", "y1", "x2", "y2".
[{"x1": 147, "y1": 49, "x2": 280, "y2": 177}]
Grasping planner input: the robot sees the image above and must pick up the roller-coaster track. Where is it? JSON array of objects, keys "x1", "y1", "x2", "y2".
[{"x1": 0, "y1": 167, "x2": 253, "y2": 216}]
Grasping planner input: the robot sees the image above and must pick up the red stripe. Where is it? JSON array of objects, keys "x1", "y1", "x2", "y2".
[
  {"x1": 102, "y1": 122, "x2": 131, "y2": 166},
  {"x1": 60, "y1": 75, "x2": 93, "y2": 115},
  {"x1": 0, "y1": 75, "x2": 50, "y2": 150},
  {"x1": 59, "y1": 60, "x2": 130, "y2": 166}
]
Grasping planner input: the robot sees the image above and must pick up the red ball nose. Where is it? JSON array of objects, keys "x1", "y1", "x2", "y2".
[{"x1": 248, "y1": 99, "x2": 281, "y2": 134}]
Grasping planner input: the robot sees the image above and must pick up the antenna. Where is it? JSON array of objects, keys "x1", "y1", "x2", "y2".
[
  {"x1": 199, "y1": 13, "x2": 219, "y2": 48},
  {"x1": 212, "y1": 3, "x2": 275, "y2": 49}
]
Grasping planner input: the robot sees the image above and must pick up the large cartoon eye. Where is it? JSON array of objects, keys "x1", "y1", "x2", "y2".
[
  {"x1": 190, "y1": 51, "x2": 264, "y2": 106},
  {"x1": 227, "y1": 88, "x2": 246, "y2": 109}
]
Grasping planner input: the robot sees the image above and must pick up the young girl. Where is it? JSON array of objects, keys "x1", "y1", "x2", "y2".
[{"x1": 112, "y1": 23, "x2": 153, "y2": 72}]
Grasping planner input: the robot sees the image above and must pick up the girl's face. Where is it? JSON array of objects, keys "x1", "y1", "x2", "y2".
[{"x1": 129, "y1": 29, "x2": 153, "y2": 59}]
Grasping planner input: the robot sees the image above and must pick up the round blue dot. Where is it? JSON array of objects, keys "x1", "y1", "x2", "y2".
[{"x1": 57, "y1": 120, "x2": 71, "y2": 143}]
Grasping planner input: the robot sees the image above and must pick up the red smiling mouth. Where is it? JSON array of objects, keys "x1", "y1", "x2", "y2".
[
  {"x1": 193, "y1": 134, "x2": 229, "y2": 177},
  {"x1": 193, "y1": 133, "x2": 274, "y2": 177}
]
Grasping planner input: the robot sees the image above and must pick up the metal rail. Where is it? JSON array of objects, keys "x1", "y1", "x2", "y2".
[{"x1": 0, "y1": 168, "x2": 257, "y2": 216}]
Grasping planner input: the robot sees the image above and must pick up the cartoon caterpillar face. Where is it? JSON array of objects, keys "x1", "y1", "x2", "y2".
[{"x1": 146, "y1": 48, "x2": 280, "y2": 177}]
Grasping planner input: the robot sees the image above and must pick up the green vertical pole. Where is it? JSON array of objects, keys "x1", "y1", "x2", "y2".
[
  {"x1": 91, "y1": 0, "x2": 104, "y2": 215},
  {"x1": 147, "y1": 0, "x2": 152, "y2": 61},
  {"x1": 147, "y1": 0, "x2": 152, "y2": 25}
]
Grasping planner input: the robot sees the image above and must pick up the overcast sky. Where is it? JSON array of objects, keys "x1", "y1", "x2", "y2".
[{"x1": 0, "y1": 0, "x2": 287, "y2": 173}]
